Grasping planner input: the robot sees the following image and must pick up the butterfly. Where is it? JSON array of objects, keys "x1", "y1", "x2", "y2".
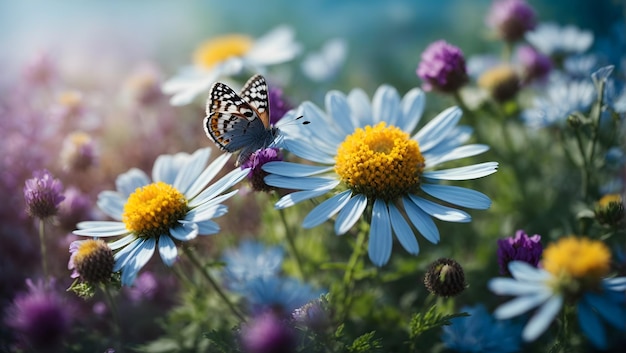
[{"x1": 204, "y1": 74, "x2": 279, "y2": 166}]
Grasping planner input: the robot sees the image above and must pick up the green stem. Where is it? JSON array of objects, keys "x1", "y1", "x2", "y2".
[
  {"x1": 182, "y1": 245, "x2": 246, "y2": 322},
  {"x1": 339, "y1": 221, "x2": 369, "y2": 321},
  {"x1": 102, "y1": 285, "x2": 123, "y2": 353},
  {"x1": 573, "y1": 128, "x2": 591, "y2": 201},
  {"x1": 278, "y1": 207, "x2": 305, "y2": 279},
  {"x1": 38, "y1": 219, "x2": 48, "y2": 282}
]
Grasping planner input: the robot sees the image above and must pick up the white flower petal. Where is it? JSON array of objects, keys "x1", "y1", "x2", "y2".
[
  {"x1": 347, "y1": 88, "x2": 374, "y2": 127},
  {"x1": 399, "y1": 88, "x2": 425, "y2": 134},
  {"x1": 489, "y1": 278, "x2": 551, "y2": 295},
  {"x1": 121, "y1": 237, "x2": 156, "y2": 286},
  {"x1": 302, "y1": 190, "x2": 352, "y2": 228},
  {"x1": 522, "y1": 295, "x2": 563, "y2": 341},
  {"x1": 420, "y1": 184, "x2": 492, "y2": 210},
  {"x1": 409, "y1": 195, "x2": 471, "y2": 222},
  {"x1": 388, "y1": 203, "x2": 419, "y2": 255},
  {"x1": 335, "y1": 193, "x2": 367, "y2": 235},
  {"x1": 493, "y1": 291, "x2": 553, "y2": 319},
  {"x1": 508, "y1": 261, "x2": 553, "y2": 282},
  {"x1": 195, "y1": 219, "x2": 221, "y2": 235},
  {"x1": 108, "y1": 234, "x2": 137, "y2": 250},
  {"x1": 425, "y1": 144, "x2": 490, "y2": 168},
  {"x1": 264, "y1": 175, "x2": 339, "y2": 191},
  {"x1": 158, "y1": 234, "x2": 178, "y2": 266},
  {"x1": 423, "y1": 162, "x2": 499, "y2": 181},
  {"x1": 116, "y1": 168, "x2": 150, "y2": 198},
  {"x1": 281, "y1": 138, "x2": 336, "y2": 164},
  {"x1": 170, "y1": 223, "x2": 199, "y2": 241},
  {"x1": 246, "y1": 26, "x2": 301, "y2": 66},
  {"x1": 326, "y1": 90, "x2": 357, "y2": 136},
  {"x1": 96, "y1": 191, "x2": 125, "y2": 220},
  {"x1": 402, "y1": 197, "x2": 440, "y2": 244},
  {"x1": 189, "y1": 168, "x2": 248, "y2": 207},
  {"x1": 73, "y1": 222, "x2": 128, "y2": 237},
  {"x1": 274, "y1": 188, "x2": 331, "y2": 209},
  {"x1": 368, "y1": 199, "x2": 393, "y2": 266},
  {"x1": 114, "y1": 238, "x2": 144, "y2": 271},
  {"x1": 185, "y1": 204, "x2": 228, "y2": 223},
  {"x1": 414, "y1": 106, "x2": 461, "y2": 152},
  {"x1": 173, "y1": 148, "x2": 211, "y2": 195},
  {"x1": 185, "y1": 153, "x2": 232, "y2": 199},
  {"x1": 262, "y1": 162, "x2": 333, "y2": 177},
  {"x1": 372, "y1": 85, "x2": 400, "y2": 126}
]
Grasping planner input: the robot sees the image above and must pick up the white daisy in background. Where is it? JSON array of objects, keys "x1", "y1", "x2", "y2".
[
  {"x1": 301, "y1": 38, "x2": 348, "y2": 82},
  {"x1": 263, "y1": 85, "x2": 498, "y2": 266},
  {"x1": 162, "y1": 26, "x2": 302, "y2": 106},
  {"x1": 74, "y1": 148, "x2": 249, "y2": 285},
  {"x1": 525, "y1": 23, "x2": 593, "y2": 57}
]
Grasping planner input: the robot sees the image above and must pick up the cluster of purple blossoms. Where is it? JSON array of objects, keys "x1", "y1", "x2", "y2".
[
  {"x1": 416, "y1": 40, "x2": 469, "y2": 93},
  {"x1": 486, "y1": 0, "x2": 537, "y2": 42},
  {"x1": 23, "y1": 169, "x2": 65, "y2": 220},
  {"x1": 497, "y1": 230, "x2": 543, "y2": 275}
]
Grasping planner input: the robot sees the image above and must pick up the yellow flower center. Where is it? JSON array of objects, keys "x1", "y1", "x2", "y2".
[
  {"x1": 543, "y1": 236, "x2": 611, "y2": 281},
  {"x1": 598, "y1": 193, "x2": 622, "y2": 208},
  {"x1": 74, "y1": 239, "x2": 104, "y2": 265},
  {"x1": 334, "y1": 122, "x2": 425, "y2": 201},
  {"x1": 122, "y1": 181, "x2": 188, "y2": 238},
  {"x1": 193, "y1": 34, "x2": 253, "y2": 70}
]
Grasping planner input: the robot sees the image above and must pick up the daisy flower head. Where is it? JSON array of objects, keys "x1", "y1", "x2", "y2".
[
  {"x1": 263, "y1": 85, "x2": 498, "y2": 266},
  {"x1": 73, "y1": 148, "x2": 249, "y2": 286},
  {"x1": 489, "y1": 237, "x2": 626, "y2": 349},
  {"x1": 162, "y1": 26, "x2": 301, "y2": 106}
]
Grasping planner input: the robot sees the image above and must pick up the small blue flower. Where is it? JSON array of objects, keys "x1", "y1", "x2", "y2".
[
  {"x1": 243, "y1": 276, "x2": 324, "y2": 314},
  {"x1": 525, "y1": 23, "x2": 594, "y2": 56},
  {"x1": 221, "y1": 240, "x2": 284, "y2": 292},
  {"x1": 442, "y1": 304, "x2": 523, "y2": 353}
]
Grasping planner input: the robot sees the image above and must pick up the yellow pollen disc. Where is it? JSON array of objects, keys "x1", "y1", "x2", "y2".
[
  {"x1": 477, "y1": 65, "x2": 518, "y2": 90},
  {"x1": 122, "y1": 181, "x2": 188, "y2": 238},
  {"x1": 543, "y1": 236, "x2": 611, "y2": 280},
  {"x1": 193, "y1": 34, "x2": 253, "y2": 70},
  {"x1": 68, "y1": 131, "x2": 92, "y2": 147},
  {"x1": 334, "y1": 122, "x2": 425, "y2": 201},
  {"x1": 58, "y1": 91, "x2": 83, "y2": 109},
  {"x1": 598, "y1": 193, "x2": 622, "y2": 208},
  {"x1": 74, "y1": 239, "x2": 104, "y2": 264}
]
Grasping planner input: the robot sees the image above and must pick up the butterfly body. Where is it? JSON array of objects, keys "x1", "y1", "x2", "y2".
[{"x1": 204, "y1": 75, "x2": 278, "y2": 166}]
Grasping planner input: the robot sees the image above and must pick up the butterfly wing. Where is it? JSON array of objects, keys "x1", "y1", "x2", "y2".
[{"x1": 239, "y1": 74, "x2": 271, "y2": 128}]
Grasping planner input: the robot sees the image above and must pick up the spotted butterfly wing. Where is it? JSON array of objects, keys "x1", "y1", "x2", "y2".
[{"x1": 204, "y1": 75, "x2": 278, "y2": 166}]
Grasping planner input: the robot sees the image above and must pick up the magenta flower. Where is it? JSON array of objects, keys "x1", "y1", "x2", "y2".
[
  {"x1": 240, "y1": 311, "x2": 296, "y2": 353},
  {"x1": 268, "y1": 87, "x2": 294, "y2": 125},
  {"x1": 416, "y1": 40, "x2": 468, "y2": 93},
  {"x1": 516, "y1": 45, "x2": 552, "y2": 83},
  {"x1": 486, "y1": 0, "x2": 536, "y2": 42},
  {"x1": 497, "y1": 230, "x2": 542, "y2": 275},
  {"x1": 4, "y1": 279, "x2": 74, "y2": 351},
  {"x1": 241, "y1": 148, "x2": 284, "y2": 192},
  {"x1": 23, "y1": 169, "x2": 65, "y2": 219}
]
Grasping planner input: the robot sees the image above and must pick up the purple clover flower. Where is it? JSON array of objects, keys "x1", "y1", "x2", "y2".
[
  {"x1": 486, "y1": 0, "x2": 536, "y2": 42},
  {"x1": 4, "y1": 279, "x2": 74, "y2": 351},
  {"x1": 23, "y1": 169, "x2": 65, "y2": 219},
  {"x1": 242, "y1": 148, "x2": 283, "y2": 192},
  {"x1": 416, "y1": 40, "x2": 468, "y2": 93},
  {"x1": 240, "y1": 311, "x2": 297, "y2": 353},
  {"x1": 516, "y1": 45, "x2": 552, "y2": 83},
  {"x1": 497, "y1": 230, "x2": 542, "y2": 275},
  {"x1": 268, "y1": 87, "x2": 293, "y2": 125}
]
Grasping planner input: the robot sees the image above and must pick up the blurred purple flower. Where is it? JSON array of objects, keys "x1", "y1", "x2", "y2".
[
  {"x1": 23, "y1": 169, "x2": 65, "y2": 219},
  {"x1": 57, "y1": 187, "x2": 93, "y2": 231},
  {"x1": 60, "y1": 132, "x2": 98, "y2": 172},
  {"x1": 241, "y1": 148, "x2": 284, "y2": 192},
  {"x1": 497, "y1": 230, "x2": 542, "y2": 275},
  {"x1": 516, "y1": 45, "x2": 552, "y2": 83},
  {"x1": 124, "y1": 271, "x2": 159, "y2": 304},
  {"x1": 240, "y1": 311, "x2": 297, "y2": 353},
  {"x1": 4, "y1": 279, "x2": 74, "y2": 351},
  {"x1": 417, "y1": 40, "x2": 468, "y2": 93},
  {"x1": 268, "y1": 87, "x2": 293, "y2": 125},
  {"x1": 486, "y1": 0, "x2": 536, "y2": 42}
]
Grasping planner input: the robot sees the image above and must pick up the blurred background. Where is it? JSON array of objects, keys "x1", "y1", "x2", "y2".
[{"x1": 0, "y1": 0, "x2": 623, "y2": 93}]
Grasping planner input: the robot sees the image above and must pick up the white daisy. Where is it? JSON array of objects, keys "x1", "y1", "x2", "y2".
[
  {"x1": 73, "y1": 148, "x2": 248, "y2": 285},
  {"x1": 263, "y1": 85, "x2": 498, "y2": 266},
  {"x1": 162, "y1": 26, "x2": 301, "y2": 106}
]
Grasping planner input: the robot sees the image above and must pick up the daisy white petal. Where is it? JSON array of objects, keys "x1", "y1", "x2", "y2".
[
  {"x1": 185, "y1": 153, "x2": 232, "y2": 199},
  {"x1": 388, "y1": 203, "x2": 419, "y2": 255},
  {"x1": 420, "y1": 184, "x2": 491, "y2": 209},
  {"x1": 508, "y1": 261, "x2": 552, "y2": 282},
  {"x1": 372, "y1": 85, "x2": 401, "y2": 126},
  {"x1": 399, "y1": 88, "x2": 425, "y2": 133},
  {"x1": 335, "y1": 193, "x2": 367, "y2": 235},
  {"x1": 326, "y1": 91, "x2": 358, "y2": 137},
  {"x1": 96, "y1": 191, "x2": 125, "y2": 220},
  {"x1": 347, "y1": 88, "x2": 374, "y2": 126},
  {"x1": 116, "y1": 168, "x2": 150, "y2": 198},
  {"x1": 402, "y1": 197, "x2": 440, "y2": 244},
  {"x1": 265, "y1": 175, "x2": 339, "y2": 191},
  {"x1": 414, "y1": 106, "x2": 462, "y2": 151},
  {"x1": 173, "y1": 148, "x2": 211, "y2": 195},
  {"x1": 185, "y1": 204, "x2": 228, "y2": 223},
  {"x1": 489, "y1": 278, "x2": 551, "y2": 296},
  {"x1": 425, "y1": 144, "x2": 490, "y2": 168},
  {"x1": 108, "y1": 234, "x2": 137, "y2": 251},
  {"x1": 158, "y1": 234, "x2": 178, "y2": 267},
  {"x1": 262, "y1": 162, "x2": 333, "y2": 177},
  {"x1": 493, "y1": 291, "x2": 553, "y2": 319},
  {"x1": 424, "y1": 162, "x2": 499, "y2": 181},
  {"x1": 121, "y1": 237, "x2": 156, "y2": 286},
  {"x1": 114, "y1": 238, "x2": 144, "y2": 271},
  {"x1": 76, "y1": 221, "x2": 125, "y2": 230},
  {"x1": 409, "y1": 195, "x2": 471, "y2": 222},
  {"x1": 195, "y1": 219, "x2": 221, "y2": 235},
  {"x1": 274, "y1": 188, "x2": 331, "y2": 209},
  {"x1": 73, "y1": 223, "x2": 128, "y2": 237},
  {"x1": 190, "y1": 168, "x2": 248, "y2": 207},
  {"x1": 368, "y1": 199, "x2": 393, "y2": 266},
  {"x1": 303, "y1": 190, "x2": 352, "y2": 228},
  {"x1": 170, "y1": 223, "x2": 199, "y2": 241},
  {"x1": 522, "y1": 295, "x2": 563, "y2": 341}
]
